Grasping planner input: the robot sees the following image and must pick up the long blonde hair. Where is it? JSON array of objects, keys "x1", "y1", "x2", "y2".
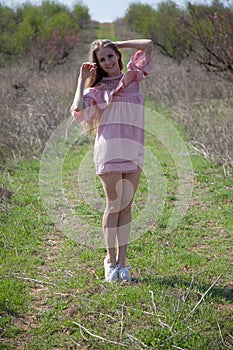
[{"x1": 83, "y1": 39, "x2": 124, "y2": 137}]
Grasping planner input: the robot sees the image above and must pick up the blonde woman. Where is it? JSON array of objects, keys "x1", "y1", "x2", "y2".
[{"x1": 71, "y1": 39, "x2": 153, "y2": 282}]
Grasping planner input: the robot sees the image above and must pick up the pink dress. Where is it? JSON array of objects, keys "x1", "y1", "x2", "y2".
[{"x1": 71, "y1": 49, "x2": 153, "y2": 174}]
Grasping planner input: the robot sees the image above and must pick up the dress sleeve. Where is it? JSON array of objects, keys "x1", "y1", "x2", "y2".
[
  {"x1": 127, "y1": 49, "x2": 154, "y2": 78},
  {"x1": 70, "y1": 88, "x2": 99, "y2": 124}
]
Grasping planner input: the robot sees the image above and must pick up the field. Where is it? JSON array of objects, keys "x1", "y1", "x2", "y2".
[{"x1": 0, "y1": 21, "x2": 232, "y2": 349}]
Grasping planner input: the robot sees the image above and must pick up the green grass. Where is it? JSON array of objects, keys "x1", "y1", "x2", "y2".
[
  {"x1": 96, "y1": 22, "x2": 116, "y2": 42},
  {"x1": 0, "y1": 110, "x2": 232, "y2": 349}
]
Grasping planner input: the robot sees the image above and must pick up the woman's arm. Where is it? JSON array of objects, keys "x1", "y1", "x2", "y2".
[
  {"x1": 114, "y1": 39, "x2": 153, "y2": 52},
  {"x1": 72, "y1": 76, "x2": 85, "y2": 112},
  {"x1": 72, "y1": 62, "x2": 97, "y2": 112}
]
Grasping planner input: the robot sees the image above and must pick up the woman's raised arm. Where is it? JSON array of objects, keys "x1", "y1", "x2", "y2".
[
  {"x1": 113, "y1": 39, "x2": 153, "y2": 53},
  {"x1": 72, "y1": 62, "x2": 97, "y2": 112}
]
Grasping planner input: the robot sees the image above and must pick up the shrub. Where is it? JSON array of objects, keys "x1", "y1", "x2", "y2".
[
  {"x1": 73, "y1": 2, "x2": 90, "y2": 29},
  {"x1": 31, "y1": 28, "x2": 82, "y2": 70},
  {"x1": 125, "y1": 1, "x2": 192, "y2": 61},
  {"x1": 181, "y1": 2, "x2": 233, "y2": 80},
  {"x1": 0, "y1": 1, "x2": 89, "y2": 67},
  {"x1": 0, "y1": 5, "x2": 18, "y2": 61}
]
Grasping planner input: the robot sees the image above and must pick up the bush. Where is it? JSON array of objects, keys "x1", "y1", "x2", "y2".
[
  {"x1": 125, "y1": 1, "x2": 192, "y2": 61},
  {"x1": 126, "y1": 0, "x2": 233, "y2": 75},
  {"x1": 31, "y1": 28, "x2": 82, "y2": 70},
  {"x1": 181, "y1": 2, "x2": 233, "y2": 81},
  {"x1": 73, "y1": 2, "x2": 90, "y2": 29},
  {"x1": 0, "y1": 1, "x2": 90, "y2": 67},
  {"x1": 0, "y1": 5, "x2": 18, "y2": 61}
]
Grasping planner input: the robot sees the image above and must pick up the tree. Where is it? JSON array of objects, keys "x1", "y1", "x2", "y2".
[
  {"x1": 125, "y1": 3, "x2": 156, "y2": 37},
  {"x1": 40, "y1": 0, "x2": 69, "y2": 18},
  {"x1": 12, "y1": 5, "x2": 43, "y2": 54},
  {"x1": 125, "y1": 1, "x2": 192, "y2": 61},
  {"x1": 29, "y1": 9, "x2": 82, "y2": 69},
  {"x1": 32, "y1": 28, "x2": 81, "y2": 70},
  {"x1": 181, "y1": 2, "x2": 233, "y2": 80},
  {"x1": 0, "y1": 1, "x2": 90, "y2": 68},
  {"x1": 0, "y1": 5, "x2": 18, "y2": 59},
  {"x1": 73, "y1": 2, "x2": 90, "y2": 29},
  {"x1": 152, "y1": 0, "x2": 192, "y2": 61}
]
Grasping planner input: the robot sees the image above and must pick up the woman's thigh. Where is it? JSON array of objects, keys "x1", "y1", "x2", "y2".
[
  {"x1": 123, "y1": 167, "x2": 142, "y2": 192},
  {"x1": 99, "y1": 173, "x2": 123, "y2": 210},
  {"x1": 99, "y1": 167, "x2": 142, "y2": 211},
  {"x1": 121, "y1": 167, "x2": 142, "y2": 208}
]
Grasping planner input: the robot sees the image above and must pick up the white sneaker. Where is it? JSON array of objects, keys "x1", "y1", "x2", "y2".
[
  {"x1": 119, "y1": 266, "x2": 132, "y2": 282},
  {"x1": 104, "y1": 257, "x2": 120, "y2": 282}
]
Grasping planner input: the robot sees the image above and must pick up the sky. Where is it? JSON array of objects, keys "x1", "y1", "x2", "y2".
[{"x1": 6, "y1": 0, "x2": 212, "y2": 23}]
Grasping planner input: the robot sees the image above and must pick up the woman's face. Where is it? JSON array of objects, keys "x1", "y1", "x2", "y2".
[{"x1": 96, "y1": 47, "x2": 121, "y2": 77}]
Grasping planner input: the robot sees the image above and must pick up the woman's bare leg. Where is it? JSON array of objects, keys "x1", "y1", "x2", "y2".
[
  {"x1": 99, "y1": 172, "x2": 123, "y2": 267},
  {"x1": 117, "y1": 167, "x2": 142, "y2": 267}
]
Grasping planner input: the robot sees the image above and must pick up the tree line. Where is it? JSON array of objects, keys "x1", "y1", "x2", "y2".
[
  {"x1": 0, "y1": 1, "x2": 90, "y2": 69},
  {"x1": 125, "y1": 0, "x2": 233, "y2": 81},
  {"x1": 0, "y1": 0, "x2": 232, "y2": 79}
]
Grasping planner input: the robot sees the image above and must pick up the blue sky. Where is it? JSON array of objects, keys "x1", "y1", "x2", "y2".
[{"x1": 8, "y1": 0, "x2": 214, "y2": 22}]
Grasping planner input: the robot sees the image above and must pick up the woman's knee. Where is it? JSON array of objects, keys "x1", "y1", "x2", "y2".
[
  {"x1": 105, "y1": 199, "x2": 121, "y2": 214},
  {"x1": 119, "y1": 200, "x2": 133, "y2": 214}
]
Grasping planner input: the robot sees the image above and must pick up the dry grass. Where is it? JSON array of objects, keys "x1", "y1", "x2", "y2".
[
  {"x1": 0, "y1": 21, "x2": 232, "y2": 167},
  {"x1": 143, "y1": 49, "x2": 233, "y2": 168},
  {"x1": 174, "y1": 100, "x2": 233, "y2": 169},
  {"x1": 0, "y1": 43, "x2": 88, "y2": 163}
]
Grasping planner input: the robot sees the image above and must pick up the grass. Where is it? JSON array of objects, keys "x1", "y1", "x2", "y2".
[
  {"x1": 96, "y1": 22, "x2": 116, "y2": 42},
  {"x1": 0, "y1": 110, "x2": 232, "y2": 349}
]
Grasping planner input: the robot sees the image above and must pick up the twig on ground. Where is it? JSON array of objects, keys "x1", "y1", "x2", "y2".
[
  {"x1": 223, "y1": 164, "x2": 231, "y2": 177},
  {"x1": 190, "y1": 142, "x2": 210, "y2": 160},
  {"x1": 14, "y1": 275, "x2": 56, "y2": 286},
  {"x1": 171, "y1": 345, "x2": 187, "y2": 350},
  {"x1": 149, "y1": 290, "x2": 157, "y2": 313},
  {"x1": 120, "y1": 304, "x2": 153, "y2": 315},
  {"x1": 120, "y1": 302, "x2": 125, "y2": 340},
  {"x1": 54, "y1": 292, "x2": 77, "y2": 297},
  {"x1": 216, "y1": 318, "x2": 225, "y2": 345},
  {"x1": 149, "y1": 290, "x2": 172, "y2": 330},
  {"x1": 183, "y1": 275, "x2": 195, "y2": 303},
  {"x1": 89, "y1": 310, "x2": 117, "y2": 321},
  {"x1": 125, "y1": 333, "x2": 148, "y2": 349},
  {"x1": 225, "y1": 332, "x2": 233, "y2": 349},
  {"x1": 70, "y1": 338, "x2": 84, "y2": 347},
  {"x1": 160, "y1": 323, "x2": 200, "y2": 346},
  {"x1": 183, "y1": 275, "x2": 222, "y2": 322},
  {"x1": 79, "y1": 326, "x2": 89, "y2": 342},
  {"x1": 172, "y1": 275, "x2": 195, "y2": 328},
  {"x1": 72, "y1": 321, "x2": 127, "y2": 347},
  {"x1": 226, "y1": 331, "x2": 233, "y2": 341}
]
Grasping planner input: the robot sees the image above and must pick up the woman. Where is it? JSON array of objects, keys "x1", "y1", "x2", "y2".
[{"x1": 71, "y1": 38, "x2": 153, "y2": 282}]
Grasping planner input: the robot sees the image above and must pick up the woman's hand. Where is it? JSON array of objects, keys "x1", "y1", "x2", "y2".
[{"x1": 80, "y1": 62, "x2": 97, "y2": 80}]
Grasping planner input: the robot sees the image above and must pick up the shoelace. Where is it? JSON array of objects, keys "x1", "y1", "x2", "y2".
[
  {"x1": 109, "y1": 264, "x2": 120, "y2": 279},
  {"x1": 119, "y1": 266, "x2": 131, "y2": 279}
]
